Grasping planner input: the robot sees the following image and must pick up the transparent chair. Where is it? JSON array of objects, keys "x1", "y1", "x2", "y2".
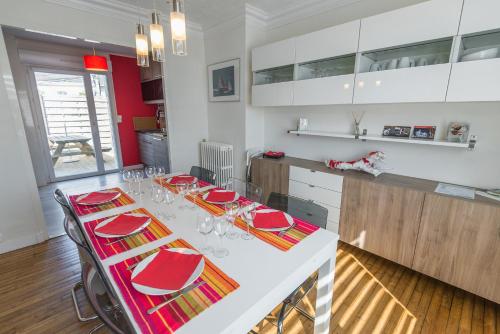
[
  {"x1": 225, "y1": 178, "x2": 263, "y2": 203},
  {"x1": 189, "y1": 166, "x2": 217, "y2": 185},
  {"x1": 265, "y1": 192, "x2": 329, "y2": 334}
]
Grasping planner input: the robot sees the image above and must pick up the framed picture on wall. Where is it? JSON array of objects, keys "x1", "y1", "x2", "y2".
[{"x1": 208, "y1": 59, "x2": 240, "y2": 102}]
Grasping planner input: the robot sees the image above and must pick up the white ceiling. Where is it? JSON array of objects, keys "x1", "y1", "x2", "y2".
[{"x1": 122, "y1": 0, "x2": 352, "y2": 30}]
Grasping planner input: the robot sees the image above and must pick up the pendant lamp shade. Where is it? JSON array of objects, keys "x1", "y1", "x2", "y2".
[
  {"x1": 83, "y1": 54, "x2": 108, "y2": 72},
  {"x1": 171, "y1": 0, "x2": 187, "y2": 56}
]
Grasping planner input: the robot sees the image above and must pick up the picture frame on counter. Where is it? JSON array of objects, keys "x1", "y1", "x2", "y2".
[
  {"x1": 412, "y1": 126, "x2": 436, "y2": 140},
  {"x1": 208, "y1": 58, "x2": 240, "y2": 102}
]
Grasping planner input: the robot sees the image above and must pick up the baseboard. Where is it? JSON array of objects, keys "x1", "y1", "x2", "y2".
[{"x1": 0, "y1": 232, "x2": 46, "y2": 255}]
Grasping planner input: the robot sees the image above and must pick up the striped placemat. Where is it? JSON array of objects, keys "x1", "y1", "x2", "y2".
[
  {"x1": 186, "y1": 193, "x2": 319, "y2": 252},
  {"x1": 69, "y1": 187, "x2": 134, "y2": 217},
  {"x1": 109, "y1": 239, "x2": 239, "y2": 334},
  {"x1": 83, "y1": 208, "x2": 172, "y2": 260}
]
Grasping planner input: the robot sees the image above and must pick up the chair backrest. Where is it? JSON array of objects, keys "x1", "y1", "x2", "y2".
[
  {"x1": 54, "y1": 188, "x2": 71, "y2": 212},
  {"x1": 82, "y1": 261, "x2": 131, "y2": 334},
  {"x1": 190, "y1": 166, "x2": 216, "y2": 185},
  {"x1": 266, "y1": 192, "x2": 328, "y2": 229},
  {"x1": 225, "y1": 178, "x2": 263, "y2": 203}
]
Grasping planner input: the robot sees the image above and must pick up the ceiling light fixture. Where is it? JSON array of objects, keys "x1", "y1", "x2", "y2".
[
  {"x1": 135, "y1": 23, "x2": 150, "y2": 67},
  {"x1": 170, "y1": 0, "x2": 187, "y2": 56},
  {"x1": 150, "y1": 11, "x2": 165, "y2": 62},
  {"x1": 83, "y1": 49, "x2": 108, "y2": 72}
]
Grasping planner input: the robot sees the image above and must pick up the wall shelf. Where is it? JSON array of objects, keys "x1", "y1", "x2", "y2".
[{"x1": 288, "y1": 130, "x2": 477, "y2": 150}]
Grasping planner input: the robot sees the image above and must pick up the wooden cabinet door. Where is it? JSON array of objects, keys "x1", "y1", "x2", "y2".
[
  {"x1": 250, "y1": 159, "x2": 289, "y2": 204},
  {"x1": 412, "y1": 194, "x2": 500, "y2": 303},
  {"x1": 339, "y1": 178, "x2": 424, "y2": 267}
]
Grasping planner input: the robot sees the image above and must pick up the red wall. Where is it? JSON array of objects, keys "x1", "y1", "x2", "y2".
[{"x1": 110, "y1": 55, "x2": 156, "y2": 167}]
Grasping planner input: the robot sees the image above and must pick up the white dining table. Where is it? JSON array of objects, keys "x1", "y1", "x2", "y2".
[{"x1": 68, "y1": 173, "x2": 339, "y2": 334}]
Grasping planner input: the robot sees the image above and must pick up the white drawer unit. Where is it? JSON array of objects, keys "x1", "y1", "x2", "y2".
[
  {"x1": 353, "y1": 64, "x2": 452, "y2": 104},
  {"x1": 459, "y1": 0, "x2": 500, "y2": 35},
  {"x1": 358, "y1": 0, "x2": 463, "y2": 52},
  {"x1": 295, "y1": 20, "x2": 360, "y2": 63},
  {"x1": 293, "y1": 74, "x2": 355, "y2": 106},
  {"x1": 447, "y1": 58, "x2": 500, "y2": 102},
  {"x1": 289, "y1": 180, "x2": 342, "y2": 208},
  {"x1": 252, "y1": 38, "x2": 296, "y2": 72},
  {"x1": 289, "y1": 166, "x2": 343, "y2": 193},
  {"x1": 252, "y1": 82, "x2": 294, "y2": 106}
]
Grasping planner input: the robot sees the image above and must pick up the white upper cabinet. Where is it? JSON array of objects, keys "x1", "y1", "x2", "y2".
[
  {"x1": 447, "y1": 58, "x2": 500, "y2": 102},
  {"x1": 358, "y1": 0, "x2": 463, "y2": 52},
  {"x1": 295, "y1": 20, "x2": 360, "y2": 63},
  {"x1": 459, "y1": 0, "x2": 500, "y2": 35},
  {"x1": 252, "y1": 82, "x2": 294, "y2": 107},
  {"x1": 252, "y1": 38, "x2": 295, "y2": 72},
  {"x1": 294, "y1": 74, "x2": 355, "y2": 105},
  {"x1": 354, "y1": 64, "x2": 452, "y2": 104}
]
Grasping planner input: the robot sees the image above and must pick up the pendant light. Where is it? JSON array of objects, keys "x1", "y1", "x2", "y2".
[
  {"x1": 83, "y1": 49, "x2": 108, "y2": 72},
  {"x1": 135, "y1": 23, "x2": 150, "y2": 67},
  {"x1": 150, "y1": 11, "x2": 165, "y2": 62},
  {"x1": 170, "y1": 0, "x2": 187, "y2": 56}
]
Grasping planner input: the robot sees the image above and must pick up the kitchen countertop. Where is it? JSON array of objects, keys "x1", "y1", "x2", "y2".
[{"x1": 254, "y1": 156, "x2": 500, "y2": 207}]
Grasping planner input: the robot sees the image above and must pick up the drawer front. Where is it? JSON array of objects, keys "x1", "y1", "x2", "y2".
[
  {"x1": 289, "y1": 166, "x2": 343, "y2": 192},
  {"x1": 289, "y1": 180, "x2": 342, "y2": 208},
  {"x1": 319, "y1": 202, "x2": 341, "y2": 223}
]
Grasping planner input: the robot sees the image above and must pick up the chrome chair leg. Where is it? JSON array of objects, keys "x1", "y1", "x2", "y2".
[
  {"x1": 293, "y1": 304, "x2": 314, "y2": 321},
  {"x1": 72, "y1": 281, "x2": 98, "y2": 322},
  {"x1": 89, "y1": 322, "x2": 105, "y2": 334}
]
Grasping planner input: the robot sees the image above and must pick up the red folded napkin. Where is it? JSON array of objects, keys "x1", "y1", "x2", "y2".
[
  {"x1": 132, "y1": 250, "x2": 203, "y2": 291},
  {"x1": 77, "y1": 191, "x2": 120, "y2": 205},
  {"x1": 252, "y1": 210, "x2": 291, "y2": 229},
  {"x1": 205, "y1": 190, "x2": 236, "y2": 203},
  {"x1": 95, "y1": 214, "x2": 150, "y2": 235},
  {"x1": 169, "y1": 175, "x2": 196, "y2": 185}
]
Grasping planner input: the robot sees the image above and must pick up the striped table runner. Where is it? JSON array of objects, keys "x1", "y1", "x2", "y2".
[
  {"x1": 83, "y1": 208, "x2": 172, "y2": 260},
  {"x1": 69, "y1": 187, "x2": 134, "y2": 217},
  {"x1": 154, "y1": 175, "x2": 211, "y2": 194},
  {"x1": 109, "y1": 239, "x2": 239, "y2": 334},
  {"x1": 186, "y1": 193, "x2": 319, "y2": 252}
]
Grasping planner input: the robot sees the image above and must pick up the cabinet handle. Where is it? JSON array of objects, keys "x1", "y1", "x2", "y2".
[
  {"x1": 310, "y1": 170, "x2": 316, "y2": 173},
  {"x1": 309, "y1": 184, "x2": 315, "y2": 188}
]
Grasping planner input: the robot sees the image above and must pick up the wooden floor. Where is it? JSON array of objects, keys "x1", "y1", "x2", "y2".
[{"x1": 0, "y1": 238, "x2": 498, "y2": 334}]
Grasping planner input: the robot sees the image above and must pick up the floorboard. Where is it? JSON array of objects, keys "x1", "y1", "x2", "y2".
[{"x1": 0, "y1": 237, "x2": 498, "y2": 334}]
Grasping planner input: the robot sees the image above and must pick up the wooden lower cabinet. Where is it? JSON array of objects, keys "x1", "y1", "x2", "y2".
[
  {"x1": 339, "y1": 177, "x2": 425, "y2": 267},
  {"x1": 412, "y1": 194, "x2": 500, "y2": 303},
  {"x1": 251, "y1": 158, "x2": 289, "y2": 203}
]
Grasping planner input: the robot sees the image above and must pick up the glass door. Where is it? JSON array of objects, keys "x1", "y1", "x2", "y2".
[{"x1": 32, "y1": 69, "x2": 120, "y2": 181}]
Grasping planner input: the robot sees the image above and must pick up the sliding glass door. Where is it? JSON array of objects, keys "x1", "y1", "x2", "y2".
[{"x1": 31, "y1": 69, "x2": 121, "y2": 181}]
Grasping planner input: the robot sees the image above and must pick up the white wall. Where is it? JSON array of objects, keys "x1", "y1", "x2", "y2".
[
  {"x1": 0, "y1": 0, "x2": 208, "y2": 252},
  {"x1": 0, "y1": 31, "x2": 46, "y2": 253},
  {"x1": 204, "y1": 17, "x2": 247, "y2": 179},
  {"x1": 253, "y1": 0, "x2": 500, "y2": 189}
]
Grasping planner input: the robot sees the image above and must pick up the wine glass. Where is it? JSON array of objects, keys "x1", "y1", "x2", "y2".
[
  {"x1": 187, "y1": 182, "x2": 199, "y2": 210},
  {"x1": 213, "y1": 216, "x2": 229, "y2": 258},
  {"x1": 176, "y1": 183, "x2": 188, "y2": 209},
  {"x1": 121, "y1": 170, "x2": 133, "y2": 194},
  {"x1": 163, "y1": 190, "x2": 176, "y2": 220},
  {"x1": 224, "y1": 201, "x2": 240, "y2": 240},
  {"x1": 241, "y1": 206, "x2": 256, "y2": 241},
  {"x1": 151, "y1": 187, "x2": 165, "y2": 218},
  {"x1": 155, "y1": 166, "x2": 166, "y2": 187},
  {"x1": 197, "y1": 213, "x2": 214, "y2": 254},
  {"x1": 134, "y1": 170, "x2": 144, "y2": 196},
  {"x1": 145, "y1": 166, "x2": 155, "y2": 189}
]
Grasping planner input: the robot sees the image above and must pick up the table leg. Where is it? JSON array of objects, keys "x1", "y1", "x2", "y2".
[
  {"x1": 52, "y1": 143, "x2": 65, "y2": 165},
  {"x1": 314, "y1": 255, "x2": 336, "y2": 334}
]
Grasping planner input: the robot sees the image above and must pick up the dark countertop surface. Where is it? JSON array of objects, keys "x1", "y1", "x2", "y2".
[{"x1": 254, "y1": 156, "x2": 500, "y2": 208}]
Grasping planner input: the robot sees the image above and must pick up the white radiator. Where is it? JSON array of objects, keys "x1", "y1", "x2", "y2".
[{"x1": 200, "y1": 141, "x2": 233, "y2": 187}]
